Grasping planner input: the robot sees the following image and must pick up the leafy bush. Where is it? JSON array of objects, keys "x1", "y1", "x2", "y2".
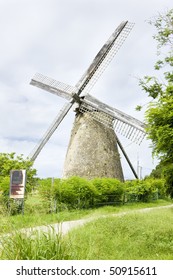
[
  {"x1": 2, "y1": 174, "x2": 168, "y2": 216},
  {"x1": 162, "y1": 164, "x2": 173, "y2": 198},
  {"x1": 91, "y1": 178, "x2": 124, "y2": 206},
  {"x1": 0, "y1": 153, "x2": 37, "y2": 195},
  {"x1": 56, "y1": 177, "x2": 98, "y2": 209},
  {"x1": 136, "y1": 180, "x2": 158, "y2": 202},
  {"x1": 0, "y1": 153, "x2": 37, "y2": 214},
  {"x1": 148, "y1": 178, "x2": 166, "y2": 198},
  {"x1": 0, "y1": 194, "x2": 8, "y2": 215},
  {"x1": 0, "y1": 177, "x2": 23, "y2": 215},
  {"x1": 149, "y1": 161, "x2": 173, "y2": 198},
  {"x1": 37, "y1": 177, "x2": 167, "y2": 210},
  {"x1": 0, "y1": 176, "x2": 10, "y2": 208},
  {"x1": 124, "y1": 178, "x2": 166, "y2": 202}
]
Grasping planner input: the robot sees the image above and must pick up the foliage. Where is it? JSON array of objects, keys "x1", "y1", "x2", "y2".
[
  {"x1": 138, "y1": 9, "x2": 173, "y2": 196},
  {"x1": 125, "y1": 179, "x2": 157, "y2": 202},
  {"x1": 37, "y1": 178, "x2": 61, "y2": 213},
  {"x1": 0, "y1": 171, "x2": 168, "y2": 216},
  {"x1": 0, "y1": 152, "x2": 37, "y2": 214},
  {"x1": 37, "y1": 176, "x2": 166, "y2": 211},
  {"x1": 38, "y1": 176, "x2": 98, "y2": 211},
  {"x1": 24, "y1": 192, "x2": 49, "y2": 215},
  {"x1": 56, "y1": 177, "x2": 98, "y2": 210},
  {"x1": 91, "y1": 178, "x2": 124, "y2": 205},
  {"x1": 148, "y1": 178, "x2": 166, "y2": 198},
  {"x1": 144, "y1": 92, "x2": 173, "y2": 161},
  {"x1": 162, "y1": 163, "x2": 173, "y2": 198},
  {"x1": 150, "y1": 161, "x2": 173, "y2": 197},
  {"x1": 0, "y1": 152, "x2": 37, "y2": 195},
  {"x1": 139, "y1": 9, "x2": 173, "y2": 160},
  {"x1": 150, "y1": 161, "x2": 163, "y2": 178}
]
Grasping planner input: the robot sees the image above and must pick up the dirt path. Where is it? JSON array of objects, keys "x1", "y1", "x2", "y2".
[{"x1": 20, "y1": 203, "x2": 173, "y2": 237}]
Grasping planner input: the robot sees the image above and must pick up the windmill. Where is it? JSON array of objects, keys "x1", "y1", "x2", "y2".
[{"x1": 29, "y1": 21, "x2": 146, "y2": 181}]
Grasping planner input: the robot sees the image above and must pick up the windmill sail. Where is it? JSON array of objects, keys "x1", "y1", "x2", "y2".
[
  {"x1": 30, "y1": 72, "x2": 146, "y2": 145},
  {"x1": 75, "y1": 21, "x2": 134, "y2": 94},
  {"x1": 30, "y1": 22, "x2": 134, "y2": 99},
  {"x1": 79, "y1": 94, "x2": 146, "y2": 144},
  {"x1": 30, "y1": 73, "x2": 75, "y2": 101},
  {"x1": 29, "y1": 102, "x2": 73, "y2": 161}
]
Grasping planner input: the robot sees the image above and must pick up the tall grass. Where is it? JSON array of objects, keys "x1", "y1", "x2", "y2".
[
  {"x1": 0, "y1": 229, "x2": 69, "y2": 260},
  {"x1": 65, "y1": 207, "x2": 173, "y2": 260},
  {"x1": 1, "y1": 207, "x2": 173, "y2": 260},
  {"x1": 0, "y1": 199, "x2": 171, "y2": 234}
]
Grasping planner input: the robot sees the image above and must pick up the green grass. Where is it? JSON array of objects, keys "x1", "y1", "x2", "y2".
[
  {"x1": 0, "y1": 230, "x2": 68, "y2": 260},
  {"x1": 0, "y1": 209, "x2": 91, "y2": 234},
  {"x1": 65, "y1": 207, "x2": 173, "y2": 260},
  {"x1": 0, "y1": 199, "x2": 172, "y2": 234},
  {"x1": 0, "y1": 202, "x2": 173, "y2": 260}
]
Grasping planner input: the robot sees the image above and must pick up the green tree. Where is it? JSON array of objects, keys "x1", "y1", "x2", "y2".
[{"x1": 138, "y1": 9, "x2": 173, "y2": 196}]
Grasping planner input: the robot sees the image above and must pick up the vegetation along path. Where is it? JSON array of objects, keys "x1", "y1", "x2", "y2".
[{"x1": 20, "y1": 204, "x2": 173, "y2": 237}]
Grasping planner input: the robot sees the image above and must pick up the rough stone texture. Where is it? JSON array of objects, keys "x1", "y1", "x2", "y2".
[{"x1": 62, "y1": 112, "x2": 124, "y2": 181}]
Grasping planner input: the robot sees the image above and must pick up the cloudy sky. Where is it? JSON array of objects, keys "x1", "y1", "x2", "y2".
[{"x1": 0, "y1": 0, "x2": 172, "y2": 179}]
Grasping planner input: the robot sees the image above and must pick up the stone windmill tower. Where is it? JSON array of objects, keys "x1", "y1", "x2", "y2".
[{"x1": 29, "y1": 21, "x2": 146, "y2": 181}]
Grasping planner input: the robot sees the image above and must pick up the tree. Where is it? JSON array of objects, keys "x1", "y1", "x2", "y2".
[{"x1": 138, "y1": 9, "x2": 173, "y2": 196}]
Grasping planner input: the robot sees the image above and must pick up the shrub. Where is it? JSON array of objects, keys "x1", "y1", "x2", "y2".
[
  {"x1": 0, "y1": 152, "x2": 37, "y2": 195},
  {"x1": 124, "y1": 178, "x2": 166, "y2": 202},
  {"x1": 147, "y1": 178, "x2": 166, "y2": 198},
  {"x1": 0, "y1": 177, "x2": 23, "y2": 215},
  {"x1": 162, "y1": 164, "x2": 173, "y2": 198},
  {"x1": 91, "y1": 178, "x2": 124, "y2": 206},
  {"x1": 4, "y1": 175, "x2": 168, "y2": 216},
  {"x1": 56, "y1": 177, "x2": 98, "y2": 209},
  {"x1": 136, "y1": 180, "x2": 158, "y2": 202}
]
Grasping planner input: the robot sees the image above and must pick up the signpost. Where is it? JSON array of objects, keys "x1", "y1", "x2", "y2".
[{"x1": 9, "y1": 170, "x2": 26, "y2": 214}]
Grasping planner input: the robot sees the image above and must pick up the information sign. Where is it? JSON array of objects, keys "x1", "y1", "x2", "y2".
[{"x1": 10, "y1": 170, "x2": 26, "y2": 199}]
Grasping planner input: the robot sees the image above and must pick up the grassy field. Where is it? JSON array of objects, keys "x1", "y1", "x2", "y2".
[
  {"x1": 0, "y1": 200, "x2": 173, "y2": 260},
  {"x1": 0, "y1": 199, "x2": 172, "y2": 234},
  {"x1": 65, "y1": 207, "x2": 173, "y2": 260}
]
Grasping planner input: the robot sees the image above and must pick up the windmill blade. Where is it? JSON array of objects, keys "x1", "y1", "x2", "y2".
[
  {"x1": 30, "y1": 22, "x2": 134, "y2": 103},
  {"x1": 28, "y1": 102, "x2": 73, "y2": 161},
  {"x1": 75, "y1": 21, "x2": 134, "y2": 94},
  {"x1": 30, "y1": 22, "x2": 134, "y2": 101},
  {"x1": 30, "y1": 73, "x2": 76, "y2": 101},
  {"x1": 79, "y1": 94, "x2": 146, "y2": 144}
]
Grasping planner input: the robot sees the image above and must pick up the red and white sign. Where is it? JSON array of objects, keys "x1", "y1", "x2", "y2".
[{"x1": 10, "y1": 170, "x2": 26, "y2": 199}]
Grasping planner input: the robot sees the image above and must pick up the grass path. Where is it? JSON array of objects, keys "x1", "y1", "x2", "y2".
[{"x1": 19, "y1": 203, "x2": 173, "y2": 236}]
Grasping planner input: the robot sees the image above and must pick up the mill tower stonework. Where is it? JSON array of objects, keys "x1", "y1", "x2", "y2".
[{"x1": 63, "y1": 112, "x2": 124, "y2": 181}]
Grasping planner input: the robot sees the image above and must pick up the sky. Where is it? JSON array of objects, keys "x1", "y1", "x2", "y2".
[{"x1": 0, "y1": 0, "x2": 172, "y2": 179}]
